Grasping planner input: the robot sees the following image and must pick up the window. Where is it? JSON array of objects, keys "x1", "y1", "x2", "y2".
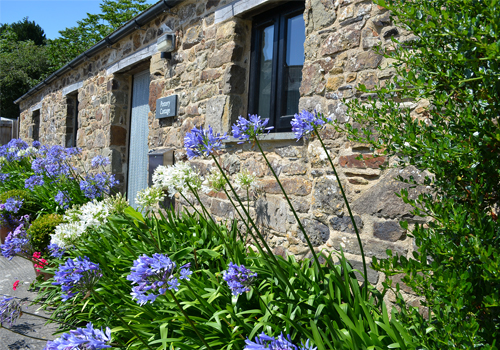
[
  {"x1": 31, "y1": 109, "x2": 40, "y2": 142},
  {"x1": 65, "y1": 93, "x2": 79, "y2": 147},
  {"x1": 248, "y1": 3, "x2": 306, "y2": 133}
]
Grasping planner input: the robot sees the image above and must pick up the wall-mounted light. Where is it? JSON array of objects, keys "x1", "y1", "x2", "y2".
[{"x1": 157, "y1": 28, "x2": 176, "y2": 60}]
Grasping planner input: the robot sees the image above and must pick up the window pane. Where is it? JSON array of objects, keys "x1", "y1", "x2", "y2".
[
  {"x1": 257, "y1": 25, "x2": 274, "y2": 119},
  {"x1": 284, "y1": 13, "x2": 305, "y2": 116}
]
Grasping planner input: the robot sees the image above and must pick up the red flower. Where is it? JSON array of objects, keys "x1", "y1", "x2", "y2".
[
  {"x1": 34, "y1": 258, "x2": 47, "y2": 272},
  {"x1": 13, "y1": 280, "x2": 19, "y2": 291},
  {"x1": 33, "y1": 251, "x2": 42, "y2": 259}
]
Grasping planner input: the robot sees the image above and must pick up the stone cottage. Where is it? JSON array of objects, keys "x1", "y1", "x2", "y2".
[{"x1": 15, "y1": 0, "x2": 427, "y2": 286}]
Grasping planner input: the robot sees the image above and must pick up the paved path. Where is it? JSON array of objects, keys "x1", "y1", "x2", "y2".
[{"x1": 0, "y1": 256, "x2": 58, "y2": 350}]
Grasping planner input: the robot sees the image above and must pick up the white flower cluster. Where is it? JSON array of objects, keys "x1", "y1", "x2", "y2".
[
  {"x1": 152, "y1": 162, "x2": 201, "y2": 198},
  {"x1": 234, "y1": 170, "x2": 258, "y2": 192},
  {"x1": 17, "y1": 147, "x2": 38, "y2": 158},
  {"x1": 50, "y1": 194, "x2": 128, "y2": 248},
  {"x1": 135, "y1": 186, "x2": 165, "y2": 211},
  {"x1": 201, "y1": 167, "x2": 227, "y2": 194}
]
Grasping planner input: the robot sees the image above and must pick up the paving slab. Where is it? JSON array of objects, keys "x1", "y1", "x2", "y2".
[{"x1": 0, "y1": 256, "x2": 59, "y2": 350}]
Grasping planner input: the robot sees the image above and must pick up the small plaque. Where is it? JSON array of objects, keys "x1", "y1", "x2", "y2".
[{"x1": 156, "y1": 95, "x2": 178, "y2": 119}]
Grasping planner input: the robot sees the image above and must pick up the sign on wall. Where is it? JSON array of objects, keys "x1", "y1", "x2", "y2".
[{"x1": 155, "y1": 95, "x2": 178, "y2": 119}]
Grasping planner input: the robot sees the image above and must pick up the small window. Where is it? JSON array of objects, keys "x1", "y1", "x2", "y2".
[
  {"x1": 248, "y1": 3, "x2": 305, "y2": 132},
  {"x1": 65, "y1": 93, "x2": 79, "y2": 148},
  {"x1": 32, "y1": 109, "x2": 40, "y2": 142}
]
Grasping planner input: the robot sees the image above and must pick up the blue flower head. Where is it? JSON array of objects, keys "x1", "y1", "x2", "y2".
[
  {"x1": 52, "y1": 256, "x2": 102, "y2": 301},
  {"x1": 55, "y1": 190, "x2": 71, "y2": 209},
  {"x1": 0, "y1": 221, "x2": 31, "y2": 260},
  {"x1": 290, "y1": 110, "x2": 333, "y2": 141},
  {"x1": 232, "y1": 114, "x2": 273, "y2": 144},
  {"x1": 25, "y1": 175, "x2": 44, "y2": 190},
  {"x1": 222, "y1": 262, "x2": 257, "y2": 296},
  {"x1": 184, "y1": 126, "x2": 227, "y2": 159},
  {"x1": 48, "y1": 243, "x2": 66, "y2": 259},
  {"x1": 44, "y1": 322, "x2": 111, "y2": 350},
  {"x1": 91, "y1": 155, "x2": 111, "y2": 169},
  {"x1": 0, "y1": 296, "x2": 22, "y2": 327},
  {"x1": 80, "y1": 173, "x2": 119, "y2": 199},
  {"x1": 3, "y1": 197, "x2": 23, "y2": 213},
  {"x1": 127, "y1": 253, "x2": 192, "y2": 305},
  {"x1": 244, "y1": 332, "x2": 316, "y2": 350}
]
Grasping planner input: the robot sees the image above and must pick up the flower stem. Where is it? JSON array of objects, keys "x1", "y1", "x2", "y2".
[
  {"x1": 169, "y1": 290, "x2": 213, "y2": 350},
  {"x1": 253, "y1": 138, "x2": 325, "y2": 280},
  {"x1": 313, "y1": 128, "x2": 368, "y2": 295},
  {"x1": 92, "y1": 291, "x2": 153, "y2": 350}
]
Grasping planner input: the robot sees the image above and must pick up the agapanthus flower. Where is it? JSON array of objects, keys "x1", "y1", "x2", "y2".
[
  {"x1": 48, "y1": 243, "x2": 66, "y2": 258},
  {"x1": 184, "y1": 126, "x2": 227, "y2": 159},
  {"x1": 44, "y1": 322, "x2": 112, "y2": 350},
  {"x1": 31, "y1": 145, "x2": 79, "y2": 177},
  {"x1": 232, "y1": 114, "x2": 273, "y2": 144},
  {"x1": 127, "y1": 253, "x2": 192, "y2": 305},
  {"x1": 152, "y1": 162, "x2": 202, "y2": 198},
  {"x1": 25, "y1": 175, "x2": 45, "y2": 190},
  {"x1": 222, "y1": 262, "x2": 257, "y2": 296},
  {"x1": 3, "y1": 197, "x2": 23, "y2": 213},
  {"x1": 201, "y1": 167, "x2": 227, "y2": 194},
  {"x1": 32, "y1": 141, "x2": 41, "y2": 148},
  {"x1": 91, "y1": 155, "x2": 111, "y2": 169},
  {"x1": 80, "y1": 173, "x2": 119, "y2": 199},
  {"x1": 290, "y1": 110, "x2": 332, "y2": 141},
  {"x1": 1, "y1": 221, "x2": 31, "y2": 260},
  {"x1": 53, "y1": 256, "x2": 102, "y2": 301},
  {"x1": 0, "y1": 296, "x2": 22, "y2": 327},
  {"x1": 55, "y1": 190, "x2": 71, "y2": 208},
  {"x1": 0, "y1": 173, "x2": 10, "y2": 182},
  {"x1": 135, "y1": 186, "x2": 165, "y2": 211},
  {"x1": 245, "y1": 332, "x2": 316, "y2": 350},
  {"x1": 234, "y1": 170, "x2": 258, "y2": 192}
]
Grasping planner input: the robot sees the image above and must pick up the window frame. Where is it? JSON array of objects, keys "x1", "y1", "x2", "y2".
[{"x1": 248, "y1": 2, "x2": 305, "y2": 133}]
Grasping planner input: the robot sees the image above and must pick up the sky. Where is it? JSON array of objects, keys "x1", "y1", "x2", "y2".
[{"x1": 0, "y1": 0, "x2": 157, "y2": 40}]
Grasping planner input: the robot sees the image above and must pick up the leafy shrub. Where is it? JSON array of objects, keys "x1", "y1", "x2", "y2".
[
  {"x1": 27, "y1": 213, "x2": 64, "y2": 253},
  {"x1": 344, "y1": 0, "x2": 500, "y2": 348}
]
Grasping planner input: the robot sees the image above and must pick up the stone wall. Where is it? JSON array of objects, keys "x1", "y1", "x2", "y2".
[{"x1": 17, "y1": 0, "x2": 429, "y2": 294}]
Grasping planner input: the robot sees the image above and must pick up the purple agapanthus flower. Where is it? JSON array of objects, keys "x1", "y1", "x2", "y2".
[
  {"x1": 25, "y1": 175, "x2": 45, "y2": 190},
  {"x1": 32, "y1": 141, "x2": 41, "y2": 148},
  {"x1": 3, "y1": 197, "x2": 23, "y2": 213},
  {"x1": 0, "y1": 222, "x2": 31, "y2": 260},
  {"x1": 80, "y1": 173, "x2": 119, "y2": 199},
  {"x1": 0, "y1": 173, "x2": 10, "y2": 182},
  {"x1": 55, "y1": 190, "x2": 71, "y2": 209},
  {"x1": 91, "y1": 155, "x2": 111, "y2": 169},
  {"x1": 52, "y1": 256, "x2": 102, "y2": 301},
  {"x1": 232, "y1": 114, "x2": 274, "y2": 144},
  {"x1": 184, "y1": 126, "x2": 227, "y2": 159},
  {"x1": 48, "y1": 243, "x2": 66, "y2": 259},
  {"x1": 0, "y1": 296, "x2": 22, "y2": 327},
  {"x1": 245, "y1": 333, "x2": 316, "y2": 350},
  {"x1": 290, "y1": 110, "x2": 333, "y2": 141},
  {"x1": 31, "y1": 145, "x2": 80, "y2": 178},
  {"x1": 44, "y1": 322, "x2": 112, "y2": 350},
  {"x1": 127, "y1": 254, "x2": 191, "y2": 305},
  {"x1": 222, "y1": 262, "x2": 257, "y2": 296}
]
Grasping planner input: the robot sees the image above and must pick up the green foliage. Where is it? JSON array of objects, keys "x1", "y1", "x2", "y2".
[
  {"x1": 27, "y1": 213, "x2": 63, "y2": 253},
  {"x1": 344, "y1": 0, "x2": 500, "y2": 348},
  {"x1": 0, "y1": 17, "x2": 46, "y2": 45},
  {"x1": 46, "y1": 0, "x2": 152, "y2": 71},
  {"x1": 37, "y1": 207, "x2": 418, "y2": 349},
  {"x1": 0, "y1": 27, "x2": 50, "y2": 119}
]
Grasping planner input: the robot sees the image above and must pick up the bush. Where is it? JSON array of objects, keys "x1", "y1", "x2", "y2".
[
  {"x1": 344, "y1": 0, "x2": 500, "y2": 348},
  {"x1": 27, "y1": 213, "x2": 64, "y2": 253}
]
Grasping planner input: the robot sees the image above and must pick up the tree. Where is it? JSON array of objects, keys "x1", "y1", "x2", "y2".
[
  {"x1": 344, "y1": 0, "x2": 500, "y2": 348},
  {"x1": 47, "y1": 0, "x2": 152, "y2": 71},
  {"x1": 0, "y1": 17, "x2": 46, "y2": 46},
  {"x1": 0, "y1": 27, "x2": 50, "y2": 119}
]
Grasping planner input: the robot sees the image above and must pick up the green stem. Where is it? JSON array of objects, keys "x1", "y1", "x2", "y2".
[
  {"x1": 253, "y1": 138, "x2": 325, "y2": 280},
  {"x1": 169, "y1": 290, "x2": 213, "y2": 350},
  {"x1": 313, "y1": 128, "x2": 368, "y2": 296},
  {"x1": 0, "y1": 325, "x2": 53, "y2": 342},
  {"x1": 93, "y1": 291, "x2": 153, "y2": 350},
  {"x1": 211, "y1": 155, "x2": 299, "y2": 300}
]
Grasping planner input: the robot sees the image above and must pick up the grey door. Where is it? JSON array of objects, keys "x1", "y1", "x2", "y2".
[{"x1": 128, "y1": 70, "x2": 150, "y2": 209}]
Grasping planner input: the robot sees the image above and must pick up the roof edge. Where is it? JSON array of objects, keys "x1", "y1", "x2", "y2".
[{"x1": 15, "y1": 0, "x2": 184, "y2": 105}]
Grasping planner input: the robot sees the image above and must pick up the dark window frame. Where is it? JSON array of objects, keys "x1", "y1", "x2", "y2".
[{"x1": 248, "y1": 2, "x2": 305, "y2": 133}]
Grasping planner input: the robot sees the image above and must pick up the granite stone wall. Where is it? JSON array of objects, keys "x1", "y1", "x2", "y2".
[{"x1": 17, "y1": 0, "x2": 429, "y2": 299}]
